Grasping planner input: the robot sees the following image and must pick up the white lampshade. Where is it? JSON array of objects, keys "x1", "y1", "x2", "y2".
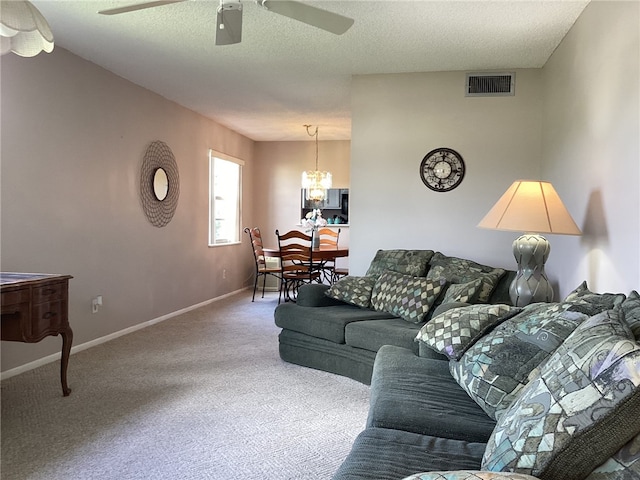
[
  {"x1": 478, "y1": 180, "x2": 581, "y2": 306},
  {"x1": 0, "y1": 1, "x2": 54, "y2": 58},
  {"x1": 478, "y1": 180, "x2": 581, "y2": 235}
]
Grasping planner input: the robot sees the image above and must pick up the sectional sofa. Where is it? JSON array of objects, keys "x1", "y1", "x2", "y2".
[
  {"x1": 275, "y1": 249, "x2": 516, "y2": 384},
  {"x1": 273, "y1": 249, "x2": 640, "y2": 480}
]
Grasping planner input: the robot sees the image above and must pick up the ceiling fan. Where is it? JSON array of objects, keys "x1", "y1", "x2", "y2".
[{"x1": 98, "y1": 0, "x2": 354, "y2": 46}]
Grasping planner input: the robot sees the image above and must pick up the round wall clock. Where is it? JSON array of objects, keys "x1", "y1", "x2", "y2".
[{"x1": 419, "y1": 147, "x2": 466, "y2": 192}]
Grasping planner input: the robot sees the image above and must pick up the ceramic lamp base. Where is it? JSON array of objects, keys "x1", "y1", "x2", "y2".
[{"x1": 509, "y1": 233, "x2": 554, "y2": 307}]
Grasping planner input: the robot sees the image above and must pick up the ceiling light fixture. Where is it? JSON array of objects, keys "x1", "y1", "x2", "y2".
[
  {"x1": 0, "y1": 0, "x2": 54, "y2": 57},
  {"x1": 301, "y1": 125, "x2": 332, "y2": 202}
]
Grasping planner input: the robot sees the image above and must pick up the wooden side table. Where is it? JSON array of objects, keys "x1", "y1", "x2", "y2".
[{"x1": 1, "y1": 273, "x2": 73, "y2": 396}]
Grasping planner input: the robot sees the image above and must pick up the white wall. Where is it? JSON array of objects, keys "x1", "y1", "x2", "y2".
[
  {"x1": 541, "y1": 0, "x2": 640, "y2": 297},
  {"x1": 1, "y1": 48, "x2": 256, "y2": 372},
  {"x1": 349, "y1": 69, "x2": 543, "y2": 274}
]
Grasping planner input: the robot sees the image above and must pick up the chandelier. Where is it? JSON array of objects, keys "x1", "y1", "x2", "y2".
[
  {"x1": 0, "y1": 1, "x2": 54, "y2": 58},
  {"x1": 301, "y1": 125, "x2": 332, "y2": 202}
]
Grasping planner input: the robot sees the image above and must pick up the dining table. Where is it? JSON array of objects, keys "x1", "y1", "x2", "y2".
[{"x1": 263, "y1": 245, "x2": 349, "y2": 261}]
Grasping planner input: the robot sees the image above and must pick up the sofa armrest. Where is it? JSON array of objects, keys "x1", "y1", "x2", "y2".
[{"x1": 295, "y1": 283, "x2": 347, "y2": 307}]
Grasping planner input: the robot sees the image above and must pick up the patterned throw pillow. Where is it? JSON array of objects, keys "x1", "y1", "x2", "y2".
[
  {"x1": 441, "y1": 277, "x2": 485, "y2": 304},
  {"x1": 416, "y1": 304, "x2": 521, "y2": 360},
  {"x1": 371, "y1": 270, "x2": 444, "y2": 323},
  {"x1": 482, "y1": 309, "x2": 640, "y2": 480},
  {"x1": 402, "y1": 472, "x2": 540, "y2": 480},
  {"x1": 619, "y1": 290, "x2": 640, "y2": 340},
  {"x1": 585, "y1": 433, "x2": 640, "y2": 479},
  {"x1": 427, "y1": 253, "x2": 506, "y2": 303},
  {"x1": 564, "y1": 281, "x2": 626, "y2": 316},
  {"x1": 365, "y1": 249, "x2": 434, "y2": 278},
  {"x1": 450, "y1": 302, "x2": 589, "y2": 420},
  {"x1": 325, "y1": 276, "x2": 377, "y2": 308}
]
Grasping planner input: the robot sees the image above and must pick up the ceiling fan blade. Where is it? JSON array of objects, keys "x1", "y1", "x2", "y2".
[
  {"x1": 258, "y1": 0, "x2": 354, "y2": 35},
  {"x1": 98, "y1": 0, "x2": 187, "y2": 15}
]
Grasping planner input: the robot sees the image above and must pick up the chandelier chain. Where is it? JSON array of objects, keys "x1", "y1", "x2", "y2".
[{"x1": 304, "y1": 124, "x2": 319, "y2": 170}]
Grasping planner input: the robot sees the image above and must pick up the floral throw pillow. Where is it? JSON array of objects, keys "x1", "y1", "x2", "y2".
[
  {"x1": 426, "y1": 253, "x2": 506, "y2": 303},
  {"x1": 325, "y1": 276, "x2": 377, "y2": 308},
  {"x1": 371, "y1": 270, "x2": 444, "y2": 323},
  {"x1": 416, "y1": 304, "x2": 521, "y2": 360},
  {"x1": 441, "y1": 277, "x2": 485, "y2": 304},
  {"x1": 450, "y1": 302, "x2": 589, "y2": 420},
  {"x1": 365, "y1": 249, "x2": 434, "y2": 278},
  {"x1": 564, "y1": 281, "x2": 626, "y2": 316},
  {"x1": 619, "y1": 290, "x2": 640, "y2": 340},
  {"x1": 402, "y1": 472, "x2": 540, "y2": 480},
  {"x1": 482, "y1": 309, "x2": 640, "y2": 480},
  {"x1": 585, "y1": 433, "x2": 640, "y2": 479}
]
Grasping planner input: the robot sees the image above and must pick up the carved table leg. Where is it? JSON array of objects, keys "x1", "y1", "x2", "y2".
[{"x1": 60, "y1": 327, "x2": 73, "y2": 396}]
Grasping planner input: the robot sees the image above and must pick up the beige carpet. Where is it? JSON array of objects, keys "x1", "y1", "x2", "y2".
[{"x1": 1, "y1": 291, "x2": 370, "y2": 479}]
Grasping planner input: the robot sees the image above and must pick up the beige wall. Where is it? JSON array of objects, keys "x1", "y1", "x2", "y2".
[
  {"x1": 349, "y1": 69, "x2": 543, "y2": 274},
  {"x1": 541, "y1": 0, "x2": 640, "y2": 297},
  {"x1": 1, "y1": 48, "x2": 256, "y2": 372}
]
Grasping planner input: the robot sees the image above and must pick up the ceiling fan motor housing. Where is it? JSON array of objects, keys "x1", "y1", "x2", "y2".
[{"x1": 216, "y1": 1, "x2": 243, "y2": 45}]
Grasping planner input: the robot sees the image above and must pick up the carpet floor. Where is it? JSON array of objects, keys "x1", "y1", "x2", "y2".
[{"x1": 1, "y1": 291, "x2": 370, "y2": 479}]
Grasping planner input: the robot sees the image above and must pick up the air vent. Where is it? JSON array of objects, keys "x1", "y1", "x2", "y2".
[{"x1": 465, "y1": 72, "x2": 515, "y2": 97}]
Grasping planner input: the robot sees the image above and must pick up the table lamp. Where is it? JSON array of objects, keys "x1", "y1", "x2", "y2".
[{"x1": 478, "y1": 180, "x2": 581, "y2": 306}]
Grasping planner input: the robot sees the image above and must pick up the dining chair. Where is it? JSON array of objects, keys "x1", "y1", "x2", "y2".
[
  {"x1": 316, "y1": 228, "x2": 344, "y2": 283},
  {"x1": 244, "y1": 227, "x2": 282, "y2": 302},
  {"x1": 276, "y1": 229, "x2": 321, "y2": 303}
]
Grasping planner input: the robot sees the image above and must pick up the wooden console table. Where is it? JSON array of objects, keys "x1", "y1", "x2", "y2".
[{"x1": 1, "y1": 273, "x2": 73, "y2": 396}]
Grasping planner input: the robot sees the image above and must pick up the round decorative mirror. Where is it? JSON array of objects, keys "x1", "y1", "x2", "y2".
[
  {"x1": 140, "y1": 140, "x2": 180, "y2": 227},
  {"x1": 153, "y1": 167, "x2": 169, "y2": 201}
]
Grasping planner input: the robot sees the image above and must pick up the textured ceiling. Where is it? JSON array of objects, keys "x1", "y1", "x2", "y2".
[{"x1": 31, "y1": 0, "x2": 589, "y2": 141}]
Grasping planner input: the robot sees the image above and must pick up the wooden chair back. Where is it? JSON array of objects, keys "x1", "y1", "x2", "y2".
[
  {"x1": 276, "y1": 229, "x2": 313, "y2": 271},
  {"x1": 317, "y1": 228, "x2": 341, "y2": 248},
  {"x1": 275, "y1": 229, "x2": 319, "y2": 301},
  {"x1": 243, "y1": 227, "x2": 281, "y2": 301},
  {"x1": 244, "y1": 227, "x2": 268, "y2": 270}
]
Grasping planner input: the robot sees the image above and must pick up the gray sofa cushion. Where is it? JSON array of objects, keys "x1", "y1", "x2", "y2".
[
  {"x1": 275, "y1": 303, "x2": 395, "y2": 344},
  {"x1": 331, "y1": 428, "x2": 486, "y2": 480},
  {"x1": 345, "y1": 319, "x2": 423, "y2": 354},
  {"x1": 367, "y1": 345, "x2": 497, "y2": 443},
  {"x1": 278, "y1": 329, "x2": 377, "y2": 384},
  {"x1": 365, "y1": 249, "x2": 435, "y2": 278},
  {"x1": 295, "y1": 283, "x2": 345, "y2": 307}
]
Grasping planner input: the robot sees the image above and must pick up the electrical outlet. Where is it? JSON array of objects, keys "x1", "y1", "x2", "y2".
[
  {"x1": 92, "y1": 295, "x2": 103, "y2": 314},
  {"x1": 223, "y1": 269, "x2": 227, "y2": 279}
]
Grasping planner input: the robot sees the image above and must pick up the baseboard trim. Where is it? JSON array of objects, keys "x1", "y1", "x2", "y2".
[{"x1": 1, "y1": 288, "x2": 248, "y2": 381}]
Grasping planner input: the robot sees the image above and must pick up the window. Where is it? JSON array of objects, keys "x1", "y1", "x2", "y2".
[{"x1": 209, "y1": 150, "x2": 243, "y2": 246}]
